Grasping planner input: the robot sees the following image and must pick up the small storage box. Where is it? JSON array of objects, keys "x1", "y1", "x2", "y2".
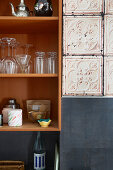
[{"x1": 0, "y1": 161, "x2": 24, "y2": 170}]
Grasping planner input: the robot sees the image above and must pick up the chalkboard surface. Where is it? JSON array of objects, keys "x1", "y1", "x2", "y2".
[{"x1": 60, "y1": 98, "x2": 113, "y2": 170}]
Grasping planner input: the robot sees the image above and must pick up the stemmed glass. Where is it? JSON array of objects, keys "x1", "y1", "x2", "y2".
[
  {"x1": 1, "y1": 37, "x2": 18, "y2": 74},
  {"x1": 0, "y1": 39, "x2": 3, "y2": 73},
  {"x1": 16, "y1": 54, "x2": 31, "y2": 73},
  {"x1": 2, "y1": 37, "x2": 16, "y2": 57},
  {"x1": 24, "y1": 44, "x2": 33, "y2": 73},
  {"x1": 23, "y1": 44, "x2": 33, "y2": 55},
  {"x1": 17, "y1": 43, "x2": 33, "y2": 73}
]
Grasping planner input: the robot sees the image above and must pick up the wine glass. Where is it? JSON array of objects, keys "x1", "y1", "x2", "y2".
[
  {"x1": 16, "y1": 54, "x2": 31, "y2": 73},
  {"x1": 1, "y1": 37, "x2": 17, "y2": 74},
  {"x1": 17, "y1": 43, "x2": 33, "y2": 73},
  {"x1": 1, "y1": 37, "x2": 16, "y2": 57},
  {"x1": 0, "y1": 39, "x2": 3, "y2": 73},
  {"x1": 24, "y1": 44, "x2": 33, "y2": 73},
  {"x1": 23, "y1": 44, "x2": 33, "y2": 55}
]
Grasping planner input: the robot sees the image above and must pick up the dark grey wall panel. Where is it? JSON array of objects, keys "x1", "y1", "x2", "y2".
[
  {"x1": 60, "y1": 98, "x2": 113, "y2": 170},
  {"x1": 0, "y1": 132, "x2": 59, "y2": 170}
]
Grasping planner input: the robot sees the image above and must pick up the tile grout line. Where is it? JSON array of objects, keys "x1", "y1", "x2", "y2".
[
  {"x1": 62, "y1": 0, "x2": 106, "y2": 96},
  {"x1": 103, "y1": 0, "x2": 105, "y2": 96}
]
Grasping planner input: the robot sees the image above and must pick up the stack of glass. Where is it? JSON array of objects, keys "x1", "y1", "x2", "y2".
[
  {"x1": 0, "y1": 37, "x2": 32, "y2": 74},
  {"x1": 34, "y1": 51, "x2": 57, "y2": 74},
  {"x1": 0, "y1": 37, "x2": 57, "y2": 74}
]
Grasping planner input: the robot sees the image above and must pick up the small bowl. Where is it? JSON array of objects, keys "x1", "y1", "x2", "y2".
[{"x1": 38, "y1": 119, "x2": 51, "y2": 127}]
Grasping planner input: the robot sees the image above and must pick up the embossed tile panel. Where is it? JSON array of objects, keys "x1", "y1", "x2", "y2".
[
  {"x1": 105, "y1": 0, "x2": 113, "y2": 14},
  {"x1": 104, "y1": 57, "x2": 113, "y2": 96},
  {"x1": 63, "y1": 0, "x2": 103, "y2": 15},
  {"x1": 104, "y1": 16, "x2": 113, "y2": 55},
  {"x1": 63, "y1": 56, "x2": 103, "y2": 96},
  {"x1": 63, "y1": 16, "x2": 103, "y2": 56}
]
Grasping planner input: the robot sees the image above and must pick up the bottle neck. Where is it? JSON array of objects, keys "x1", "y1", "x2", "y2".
[{"x1": 34, "y1": 132, "x2": 45, "y2": 154}]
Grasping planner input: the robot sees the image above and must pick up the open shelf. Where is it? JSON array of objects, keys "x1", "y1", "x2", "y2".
[
  {"x1": 0, "y1": 16, "x2": 59, "y2": 20},
  {"x1": 0, "y1": 120, "x2": 59, "y2": 131},
  {"x1": 0, "y1": 74, "x2": 58, "y2": 78}
]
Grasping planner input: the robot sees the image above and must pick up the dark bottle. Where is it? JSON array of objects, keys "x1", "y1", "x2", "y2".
[
  {"x1": 34, "y1": 0, "x2": 53, "y2": 16},
  {"x1": 33, "y1": 132, "x2": 46, "y2": 170}
]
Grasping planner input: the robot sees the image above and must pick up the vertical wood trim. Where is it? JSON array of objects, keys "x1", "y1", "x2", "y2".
[{"x1": 58, "y1": 0, "x2": 62, "y2": 131}]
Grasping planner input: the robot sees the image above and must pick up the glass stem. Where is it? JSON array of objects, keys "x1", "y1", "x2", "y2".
[
  {"x1": 8, "y1": 44, "x2": 10, "y2": 57},
  {"x1": 25, "y1": 47, "x2": 28, "y2": 55},
  {"x1": 12, "y1": 46, "x2": 13, "y2": 57},
  {"x1": 2, "y1": 46, "x2": 5, "y2": 59}
]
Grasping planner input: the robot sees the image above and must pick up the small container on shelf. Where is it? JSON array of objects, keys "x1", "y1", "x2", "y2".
[
  {"x1": 2, "y1": 99, "x2": 20, "y2": 124},
  {"x1": 8, "y1": 109, "x2": 22, "y2": 127},
  {"x1": 27, "y1": 100, "x2": 51, "y2": 122},
  {"x1": 0, "y1": 114, "x2": 3, "y2": 127},
  {"x1": 38, "y1": 118, "x2": 51, "y2": 127},
  {"x1": 2, "y1": 108, "x2": 12, "y2": 124},
  {"x1": 34, "y1": 0, "x2": 53, "y2": 16},
  {"x1": 4, "y1": 98, "x2": 20, "y2": 109}
]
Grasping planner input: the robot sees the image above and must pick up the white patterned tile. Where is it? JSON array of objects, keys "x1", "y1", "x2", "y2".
[
  {"x1": 105, "y1": 0, "x2": 113, "y2": 14},
  {"x1": 63, "y1": 0, "x2": 103, "y2": 15},
  {"x1": 104, "y1": 57, "x2": 113, "y2": 96},
  {"x1": 104, "y1": 16, "x2": 113, "y2": 55},
  {"x1": 63, "y1": 16, "x2": 103, "y2": 55},
  {"x1": 63, "y1": 56, "x2": 103, "y2": 96}
]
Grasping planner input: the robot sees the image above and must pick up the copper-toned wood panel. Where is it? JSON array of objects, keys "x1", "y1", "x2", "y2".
[
  {"x1": 0, "y1": 77, "x2": 58, "y2": 122},
  {"x1": 0, "y1": 0, "x2": 58, "y2": 16},
  {"x1": 0, "y1": 17, "x2": 58, "y2": 34},
  {"x1": 0, "y1": 33, "x2": 58, "y2": 53}
]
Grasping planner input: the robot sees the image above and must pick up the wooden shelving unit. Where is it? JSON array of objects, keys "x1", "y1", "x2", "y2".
[{"x1": 0, "y1": 0, "x2": 62, "y2": 131}]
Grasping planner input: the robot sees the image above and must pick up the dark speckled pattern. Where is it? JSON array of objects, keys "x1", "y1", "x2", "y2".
[{"x1": 60, "y1": 98, "x2": 113, "y2": 170}]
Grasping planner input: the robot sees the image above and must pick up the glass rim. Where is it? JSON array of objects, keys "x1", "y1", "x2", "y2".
[
  {"x1": 47, "y1": 52, "x2": 57, "y2": 57},
  {"x1": 16, "y1": 54, "x2": 31, "y2": 57},
  {"x1": 35, "y1": 52, "x2": 45, "y2": 55}
]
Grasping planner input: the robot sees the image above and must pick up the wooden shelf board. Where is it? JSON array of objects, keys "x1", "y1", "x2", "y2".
[
  {"x1": 0, "y1": 120, "x2": 59, "y2": 131},
  {"x1": 0, "y1": 16, "x2": 59, "y2": 21},
  {"x1": 0, "y1": 74, "x2": 58, "y2": 78},
  {"x1": 0, "y1": 16, "x2": 58, "y2": 33}
]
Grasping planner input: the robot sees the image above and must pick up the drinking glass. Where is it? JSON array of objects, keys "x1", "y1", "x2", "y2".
[
  {"x1": 0, "y1": 39, "x2": 4, "y2": 73},
  {"x1": 1, "y1": 37, "x2": 16, "y2": 57},
  {"x1": 34, "y1": 52, "x2": 46, "y2": 74},
  {"x1": 1, "y1": 37, "x2": 18, "y2": 74},
  {"x1": 16, "y1": 54, "x2": 31, "y2": 73},
  {"x1": 17, "y1": 44, "x2": 33, "y2": 73},
  {"x1": 23, "y1": 44, "x2": 33, "y2": 55},
  {"x1": 24, "y1": 44, "x2": 33, "y2": 73},
  {"x1": 47, "y1": 52, "x2": 57, "y2": 74}
]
